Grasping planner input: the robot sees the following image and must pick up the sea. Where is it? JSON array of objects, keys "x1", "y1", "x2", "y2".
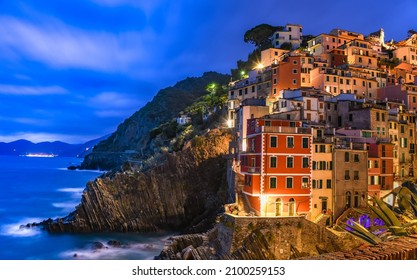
[{"x1": 0, "y1": 155, "x2": 170, "y2": 260}]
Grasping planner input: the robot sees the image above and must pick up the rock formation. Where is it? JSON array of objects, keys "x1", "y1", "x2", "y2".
[{"x1": 43, "y1": 129, "x2": 232, "y2": 234}]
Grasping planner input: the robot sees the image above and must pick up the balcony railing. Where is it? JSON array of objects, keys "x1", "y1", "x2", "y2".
[
  {"x1": 247, "y1": 167, "x2": 261, "y2": 173},
  {"x1": 255, "y1": 126, "x2": 312, "y2": 134}
]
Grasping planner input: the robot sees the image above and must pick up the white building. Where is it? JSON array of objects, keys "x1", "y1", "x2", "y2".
[{"x1": 272, "y1": 24, "x2": 303, "y2": 49}]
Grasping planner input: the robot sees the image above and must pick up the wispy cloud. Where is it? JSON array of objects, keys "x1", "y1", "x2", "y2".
[
  {"x1": 89, "y1": 91, "x2": 143, "y2": 118},
  {"x1": 0, "y1": 84, "x2": 67, "y2": 95},
  {"x1": 0, "y1": 16, "x2": 151, "y2": 73}
]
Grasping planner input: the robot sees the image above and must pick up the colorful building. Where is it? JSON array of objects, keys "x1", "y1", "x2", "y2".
[{"x1": 240, "y1": 118, "x2": 312, "y2": 217}]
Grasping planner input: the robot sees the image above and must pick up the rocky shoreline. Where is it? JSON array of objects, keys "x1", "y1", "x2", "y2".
[{"x1": 38, "y1": 129, "x2": 232, "y2": 236}]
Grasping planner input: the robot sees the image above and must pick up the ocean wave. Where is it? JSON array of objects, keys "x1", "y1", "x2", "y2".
[
  {"x1": 0, "y1": 218, "x2": 43, "y2": 237},
  {"x1": 60, "y1": 241, "x2": 162, "y2": 260},
  {"x1": 57, "y1": 168, "x2": 106, "y2": 173}
]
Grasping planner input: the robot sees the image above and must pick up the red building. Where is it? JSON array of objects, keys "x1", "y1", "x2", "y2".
[
  {"x1": 367, "y1": 142, "x2": 394, "y2": 197},
  {"x1": 239, "y1": 118, "x2": 312, "y2": 217}
]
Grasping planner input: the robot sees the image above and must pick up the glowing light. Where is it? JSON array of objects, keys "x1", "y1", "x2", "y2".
[
  {"x1": 256, "y1": 63, "x2": 264, "y2": 69},
  {"x1": 227, "y1": 119, "x2": 233, "y2": 128},
  {"x1": 260, "y1": 195, "x2": 267, "y2": 216}
]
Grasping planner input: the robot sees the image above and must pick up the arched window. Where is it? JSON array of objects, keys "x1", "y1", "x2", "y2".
[
  {"x1": 275, "y1": 198, "x2": 282, "y2": 216},
  {"x1": 288, "y1": 198, "x2": 295, "y2": 216},
  {"x1": 354, "y1": 191, "x2": 360, "y2": 208},
  {"x1": 346, "y1": 191, "x2": 352, "y2": 208}
]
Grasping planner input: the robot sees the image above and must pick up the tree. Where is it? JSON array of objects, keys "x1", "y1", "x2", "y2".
[
  {"x1": 243, "y1": 24, "x2": 282, "y2": 50},
  {"x1": 408, "y1": 29, "x2": 417, "y2": 38}
]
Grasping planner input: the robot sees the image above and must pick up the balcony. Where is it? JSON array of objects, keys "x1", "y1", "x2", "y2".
[
  {"x1": 247, "y1": 167, "x2": 261, "y2": 173},
  {"x1": 255, "y1": 126, "x2": 312, "y2": 135}
]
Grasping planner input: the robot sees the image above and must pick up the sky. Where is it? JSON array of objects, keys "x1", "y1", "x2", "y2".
[{"x1": 0, "y1": 0, "x2": 416, "y2": 143}]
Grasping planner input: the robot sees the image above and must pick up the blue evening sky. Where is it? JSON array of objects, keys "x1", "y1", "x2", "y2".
[{"x1": 0, "y1": 0, "x2": 415, "y2": 143}]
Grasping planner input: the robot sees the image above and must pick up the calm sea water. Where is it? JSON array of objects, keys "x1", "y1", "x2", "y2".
[{"x1": 0, "y1": 155, "x2": 169, "y2": 260}]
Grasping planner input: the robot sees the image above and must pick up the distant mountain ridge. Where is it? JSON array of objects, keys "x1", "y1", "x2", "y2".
[{"x1": 0, "y1": 135, "x2": 109, "y2": 157}]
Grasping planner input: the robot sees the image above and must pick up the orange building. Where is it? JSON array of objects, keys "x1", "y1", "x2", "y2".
[
  {"x1": 271, "y1": 54, "x2": 313, "y2": 97},
  {"x1": 239, "y1": 118, "x2": 312, "y2": 217}
]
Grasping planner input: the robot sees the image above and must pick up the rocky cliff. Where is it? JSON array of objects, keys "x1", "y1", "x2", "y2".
[
  {"x1": 43, "y1": 129, "x2": 232, "y2": 233},
  {"x1": 81, "y1": 72, "x2": 230, "y2": 170}
]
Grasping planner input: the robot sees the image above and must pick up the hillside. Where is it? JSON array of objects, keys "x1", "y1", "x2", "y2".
[{"x1": 81, "y1": 71, "x2": 230, "y2": 170}]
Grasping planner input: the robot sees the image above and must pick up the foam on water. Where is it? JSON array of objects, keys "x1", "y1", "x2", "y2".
[
  {"x1": 59, "y1": 238, "x2": 168, "y2": 260},
  {"x1": 0, "y1": 218, "x2": 43, "y2": 237}
]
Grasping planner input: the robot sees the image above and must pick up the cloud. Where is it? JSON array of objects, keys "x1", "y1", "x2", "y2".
[
  {"x1": 0, "y1": 84, "x2": 67, "y2": 95},
  {"x1": 88, "y1": 91, "x2": 143, "y2": 118},
  {"x1": 0, "y1": 16, "x2": 151, "y2": 73},
  {"x1": 91, "y1": 0, "x2": 163, "y2": 14},
  {"x1": 91, "y1": 92, "x2": 141, "y2": 108}
]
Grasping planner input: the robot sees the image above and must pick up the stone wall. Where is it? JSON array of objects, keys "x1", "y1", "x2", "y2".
[
  {"x1": 221, "y1": 215, "x2": 360, "y2": 259},
  {"x1": 158, "y1": 214, "x2": 361, "y2": 260}
]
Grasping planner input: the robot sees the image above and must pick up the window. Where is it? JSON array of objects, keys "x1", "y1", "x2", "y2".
[
  {"x1": 344, "y1": 152, "x2": 349, "y2": 162},
  {"x1": 302, "y1": 177, "x2": 308, "y2": 188},
  {"x1": 354, "y1": 192, "x2": 360, "y2": 208},
  {"x1": 302, "y1": 157, "x2": 309, "y2": 168},
  {"x1": 287, "y1": 137, "x2": 294, "y2": 148},
  {"x1": 292, "y1": 79, "x2": 297, "y2": 85},
  {"x1": 354, "y1": 154, "x2": 360, "y2": 162},
  {"x1": 345, "y1": 170, "x2": 350, "y2": 180},
  {"x1": 287, "y1": 157, "x2": 294, "y2": 168},
  {"x1": 346, "y1": 191, "x2": 352, "y2": 208},
  {"x1": 349, "y1": 114, "x2": 353, "y2": 121},
  {"x1": 286, "y1": 177, "x2": 293, "y2": 188},
  {"x1": 265, "y1": 120, "x2": 271, "y2": 126},
  {"x1": 374, "y1": 160, "x2": 379, "y2": 168},
  {"x1": 293, "y1": 69, "x2": 298, "y2": 74},
  {"x1": 270, "y1": 136, "x2": 277, "y2": 148},
  {"x1": 354, "y1": 171, "x2": 359, "y2": 180},
  {"x1": 270, "y1": 177, "x2": 277, "y2": 189},
  {"x1": 302, "y1": 137, "x2": 309, "y2": 148},
  {"x1": 326, "y1": 179, "x2": 332, "y2": 189},
  {"x1": 376, "y1": 112, "x2": 380, "y2": 121},
  {"x1": 270, "y1": 156, "x2": 277, "y2": 168}
]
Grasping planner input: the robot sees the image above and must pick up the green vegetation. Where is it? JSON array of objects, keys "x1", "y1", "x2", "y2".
[
  {"x1": 243, "y1": 24, "x2": 282, "y2": 50},
  {"x1": 408, "y1": 29, "x2": 417, "y2": 38},
  {"x1": 146, "y1": 80, "x2": 229, "y2": 156}
]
